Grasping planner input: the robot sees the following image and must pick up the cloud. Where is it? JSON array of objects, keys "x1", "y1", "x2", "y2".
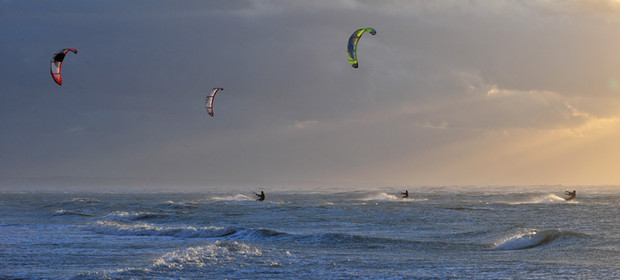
[
  {"x1": 3, "y1": 0, "x2": 620, "y2": 186},
  {"x1": 290, "y1": 120, "x2": 319, "y2": 130}
]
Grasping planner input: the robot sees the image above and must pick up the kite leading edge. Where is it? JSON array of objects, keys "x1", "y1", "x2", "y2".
[{"x1": 206, "y1": 88, "x2": 224, "y2": 117}]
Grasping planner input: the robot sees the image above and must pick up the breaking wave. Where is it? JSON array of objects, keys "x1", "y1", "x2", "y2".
[
  {"x1": 493, "y1": 229, "x2": 584, "y2": 250},
  {"x1": 87, "y1": 220, "x2": 295, "y2": 241},
  {"x1": 73, "y1": 242, "x2": 284, "y2": 279},
  {"x1": 153, "y1": 241, "x2": 270, "y2": 269},
  {"x1": 87, "y1": 220, "x2": 424, "y2": 249},
  {"x1": 88, "y1": 221, "x2": 238, "y2": 238}
]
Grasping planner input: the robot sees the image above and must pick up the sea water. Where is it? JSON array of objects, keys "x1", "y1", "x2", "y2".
[{"x1": 1, "y1": 185, "x2": 618, "y2": 279}]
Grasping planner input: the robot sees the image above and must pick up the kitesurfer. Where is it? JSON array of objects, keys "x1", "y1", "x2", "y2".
[
  {"x1": 400, "y1": 190, "x2": 409, "y2": 199},
  {"x1": 564, "y1": 190, "x2": 576, "y2": 201},
  {"x1": 255, "y1": 191, "x2": 265, "y2": 202}
]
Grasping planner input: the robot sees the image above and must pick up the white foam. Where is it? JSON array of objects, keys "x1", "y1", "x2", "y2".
[
  {"x1": 505, "y1": 194, "x2": 568, "y2": 205},
  {"x1": 360, "y1": 192, "x2": 401, "y2": 201},
  {"x1": 153, "y1": 241, "x2": 263, "y2": 269},
  {"x1": 359, "y1": 192, "x2": 425, "y2": 202},
  {"x1": 211, "y1": 194, "x2": 252, "y2": 201}
]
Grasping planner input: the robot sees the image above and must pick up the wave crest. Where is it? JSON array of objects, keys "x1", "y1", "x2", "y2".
[
  {"x1": 86, "y1": 221, "x2": 414, "y2": 249},
  {"x1": 103, "y1": 211, "x2": 169, "y2": 221},
  {"x1": 54, "y1": 209, "x2": 95, "y2": 217},
  {"x1": 493, "y1": 229, "x2": 582, "y2": 250},
  {"x1": 88, "y1": 221, "x2": 237, "y2": 238}
]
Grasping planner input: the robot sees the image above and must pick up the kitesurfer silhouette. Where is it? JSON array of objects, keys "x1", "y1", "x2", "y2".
[
  {"x1": 255, "y1": 191, "x2": 265, "y2": 202},
  {"x1": 564, "y1": 190, "x2": 576, "y2": 201},
  {"x1": 400, "y1": 190, "x2": 409, "y2": 199}
]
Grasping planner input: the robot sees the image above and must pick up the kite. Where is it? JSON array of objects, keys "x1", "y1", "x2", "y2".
[
  {"x1": 205, "y1": 88, "x2": 224, "y2": 117},
  {"x1": 347, "y1": 28, "x2": 376, "y2": 68},
  {"x1": 50, "y1": 48, "x2": 78, "y2": 85}
]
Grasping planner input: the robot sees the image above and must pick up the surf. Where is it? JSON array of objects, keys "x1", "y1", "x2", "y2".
[
  {"x1": 500, "y1": 194, "x2": 571, "y2": 205},
  {"x1": 87, "y1": 220, "x2": 238, "y2": 238},
  {"x1": 493, "y1": 229, "x2": 585, "y2": 250},
  {"x1": 153, "y1": 241, "x2": 267, "y2": 270},
  {"x1": 358, "y1": 191, "x2": 426, "y2": 202}
]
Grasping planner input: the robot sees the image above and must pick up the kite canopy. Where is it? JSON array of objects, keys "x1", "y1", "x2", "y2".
[
  {"x1": 347, "y1": 28, "x2": 376, "y2": 68},
  {"x1": 205, "y1": 88, "x2": 224, "y2": 117},
  {"x1": 50, "y1": 48, "x2": 78, "y2": 85}
]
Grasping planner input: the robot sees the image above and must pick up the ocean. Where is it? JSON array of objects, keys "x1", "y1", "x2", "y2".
[{"x1": 1, "y1": 185, "x2": 618, "y2": 279}]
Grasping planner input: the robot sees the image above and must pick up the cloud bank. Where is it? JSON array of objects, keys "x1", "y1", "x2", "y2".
[{"x1": 2, "y1": 0, "x2": 620, "y2": 187}]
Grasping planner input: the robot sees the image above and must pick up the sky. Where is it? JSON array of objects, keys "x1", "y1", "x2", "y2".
[{"x1": 2, "y1": 0, "x2": 620, "y2": 189}]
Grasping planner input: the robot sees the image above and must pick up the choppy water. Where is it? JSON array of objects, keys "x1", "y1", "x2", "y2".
[{"x1": 1, "y1": 186, "x2": 619, "y2": 279}]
